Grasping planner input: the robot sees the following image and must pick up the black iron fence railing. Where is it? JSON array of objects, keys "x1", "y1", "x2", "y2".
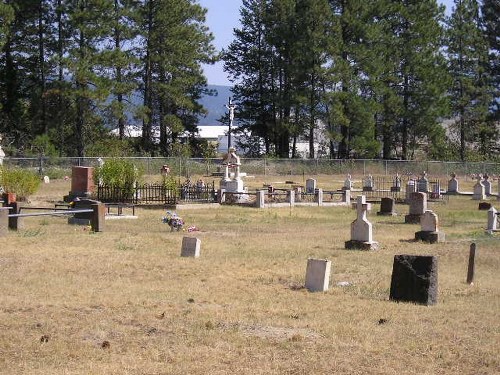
[{"x1": 97, "y1": 182, "x2": 216, "y2": 205}]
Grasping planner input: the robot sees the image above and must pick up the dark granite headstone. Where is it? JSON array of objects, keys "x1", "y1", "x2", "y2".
[
  {"x1": 389, "y1": 255, "x2": 438, "y2": 305},
  {"x1": 377, "y1": 197, "x2": 396, "y2": 216},
  {"x1": 478, "y1": 202, "x2": 492, "y2": 210}
]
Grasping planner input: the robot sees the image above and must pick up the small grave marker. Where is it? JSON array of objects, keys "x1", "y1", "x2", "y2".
[
  {"x1": 377, "y1": 197, "x2": 397, "y2": 216},
  {"x1": 404, "y1": 192, "x2": 427, "y2": 224},
  {"x1": 414, "y1": 210, "x2": 445, "y2": 243},
  {"x1": 181, "y1": 237, "x2": 201, "y2": 258},
  {"x1": 305, "y1": 258, "x2": 331, "y2": 292}
]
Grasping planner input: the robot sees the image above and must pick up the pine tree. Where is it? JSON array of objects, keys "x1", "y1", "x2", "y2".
[{"x1": 447, "y1": 0, "x2": 492, "y2": 160}]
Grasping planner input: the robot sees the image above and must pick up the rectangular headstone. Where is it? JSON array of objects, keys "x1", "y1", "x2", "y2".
[
  {"x1": 409, "y1": 192, "x2": 427, "y2": 215},
  {"x1": 181, "y1": 237, "x2": 201, "y2": 258},
  {"x1": 377, "y1": 197, "x2": 396, "y2": 216},
  {"x1": 306, "y1": 178, "x2": 317, "y2": 194},
  {"x1": 71, "y1": 166, "x2": 95, "y2": 195},
  {"x1": 305, "y1": 258, "x2": 331, "y2": 292},
  {"x1": 389, "y1": 255, "x2": 438, "y2": 305}
]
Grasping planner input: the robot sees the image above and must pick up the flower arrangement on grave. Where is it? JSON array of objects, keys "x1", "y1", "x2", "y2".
[{"x1": 162, "y1": 211, "x2": 184, "y2": 231}]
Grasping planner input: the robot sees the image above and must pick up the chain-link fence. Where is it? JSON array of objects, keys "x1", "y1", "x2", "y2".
[{"x1": 2, "y1": 156, "x2": 499, "y2": 179}]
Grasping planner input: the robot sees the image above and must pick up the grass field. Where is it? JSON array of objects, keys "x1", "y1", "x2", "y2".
[{"x1": 0, "y1": 177, "x2": 499, "y2": 374}]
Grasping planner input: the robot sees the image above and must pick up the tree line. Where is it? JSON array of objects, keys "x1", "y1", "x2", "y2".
[
  {"x1": 224, "y1": 0, "x2": 499, "y2": 161},
  {"x1": 0, "y1": 0, "x2": 216, "y2": 158},
  {"x1": 0, "y1": 0, "x2": 498, "y2": 161}
]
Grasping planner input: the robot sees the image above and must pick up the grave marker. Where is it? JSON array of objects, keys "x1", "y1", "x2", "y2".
[
  {"x1": 345, "y1": 195, "x2": 378, "y2": 250},
  {"x1": 377, "y1": 197, "x2": 397, "y2": 216},
  {"x1": 486, "y1": 206, "x2": 498, "y2": 234},
  {"x1": 305, "y1": 258, "x2": 331, "y2": 292},
  {"x1": 447, "y1": 173, "x2": 459, "y2": 194},
  {"x1": 404, "y1": 192, "x2": 427, "y2": 224},
  {"x1": 414, "y1": 210, "x2": 445, "y2": 243},
  {"x1": 306, "y1": 178, "x2": 317, "y2": 194},
  {"x1": 472, "y1": 177, "x2": 486, "y2": 200},
  {"x1": 389, "y1": 255, "x2": 438, "y2": 305},
  {"x1": 181, "y1": 237, "x2": 201, "y2": 258}
]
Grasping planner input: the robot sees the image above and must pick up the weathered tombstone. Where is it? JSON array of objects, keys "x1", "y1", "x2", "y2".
[
  {"x1": 43, "y1": 175, "x2": 50, "y2": 184},
  {"x1": 389, "y1": 255, "x2": 438, "y2": 305},
  {"x1": 447, "y1": 173, "x2": 459, "y2": 194},
  {"x1": 483, "y1": 174, "x2": 492, "y2": 196},
  {"x1": 486, "y1": 206, "x2": 498, "y2": 234},
  {"x1": 305, "y1": 258, "x2": 331, "y2": 292},
  {"x1": 362, "y1": 175, "x2": 374, "y2": 192},
  {"x1": 472, "y1": 176, "x2": 486, "y2": 200},
  {"x1": 90, "y1": 203, "x2": 105, "y2": 232},
  {"x1": 0, "y1": 207, "x2": 8, "y2": 237},
  {"x1": 64, "y1": 166, "x2": 95, "y2": 202},
  {"x1": 256, "y1": 189, "x2": 265, "y2": 208},
  {"x1": 68, "y1": 198, "x2": 99, "y2": 225},
  {"x1": 377, "y1": 197, "x2": 397, "y2": 216},
  {"x1": 391, "y1": 173, "x2": 402, "y2": 192},
  {"x1": 316, "y1": 188, "x2": 323, "y2": 206},
  {"x1": 404, "y1": 192, "x2": 427, "y2": 224},
  {"x1": 417, "y1": 171, "x2": 429, "y2": 193},
  {"x1": 306, "y1": 178, "x2": 317, "y2": 194},
  {"x1": 181, "y1": 237, "x2": 201, "y2": 258},
  {"x1": 405, "y1": 180, "x2": 417, "y2": 202},
  {"x1": 343, "y1": 174, "x2": 353, "y2": 191},
  {"x1": 478, "y1": 202, "x2": 492, "y2": 210},
  {"x1": 414, "y1": 210, "x2": 445, "y2": 243},
  {"x1": 345, "y1": 195, "x2": 378, "y2": 250}
]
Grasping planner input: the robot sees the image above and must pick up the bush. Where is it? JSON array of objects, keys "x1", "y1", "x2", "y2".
[
  {"x1": 0, "y1": 167, "x2": 41, "y2": 200},
  {"x1": 93, "y1": 158, "x2": 142, "y2": 192}
]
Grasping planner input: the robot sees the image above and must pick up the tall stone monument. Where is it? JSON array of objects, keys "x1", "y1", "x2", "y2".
[
  {"x1": 345, "y1": 195, "x2": 378, "y2": 250},
  {"x1": 220, "y1": 147, "x2": 244, "y2": 191}
]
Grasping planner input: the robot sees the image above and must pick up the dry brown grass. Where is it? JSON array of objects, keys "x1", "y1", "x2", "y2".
[{"x1": 0, "y1": 177, "x2": 498, "y2": 374}]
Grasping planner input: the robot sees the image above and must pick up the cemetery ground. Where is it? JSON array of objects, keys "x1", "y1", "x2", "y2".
[{"x1": 0, "y1": 177, "x2": 499, "y2": 374}]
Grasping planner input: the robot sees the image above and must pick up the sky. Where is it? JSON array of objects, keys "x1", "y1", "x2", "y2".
[{"x1": 199, "y1": 0, "x2": 456, "y2": 86}]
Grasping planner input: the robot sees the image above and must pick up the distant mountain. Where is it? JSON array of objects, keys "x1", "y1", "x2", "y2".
[{"x1": 197, "y1": 85, "x2": 233, "y2": 126}]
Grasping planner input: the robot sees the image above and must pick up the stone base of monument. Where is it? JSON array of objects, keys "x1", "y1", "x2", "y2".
[
  {"x1": 414, "y1": 230, "x2": 445, "y2": 243},
  {"x1": 68, "y1": 217, "x2": 91, "y2": 226},
  {"x1": 345, "y1": 240, "x2": 379, "y2": 251},
  {"x1": 404, "y1": 214, "x2": 422, "y2": 224}
]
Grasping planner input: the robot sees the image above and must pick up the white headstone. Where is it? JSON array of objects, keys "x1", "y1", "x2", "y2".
[
  {"x1": 305, "y1": 258, "x2": 331, "y2": 292},
  {"x1": 486, "y1": 207, "x2": 498, "y2": 232},
  {"x1": 472, "y1": 180, "x2": 486, "y2": 200},
  {"x1": 43, "y1": 176, "x2": 50, "y2": 184},
  {"x1": 343, "y1": 175, "x2": 353, "y2": 190},
  {"x1": 181, "y1": 237, "x2": 201, "y2": 258},
  {"x1": 421, "y1": 210, "x2": 438, "y2": 232},
  {"x1": 351, "y1": 195, "x2": 373, "y2": 243}
]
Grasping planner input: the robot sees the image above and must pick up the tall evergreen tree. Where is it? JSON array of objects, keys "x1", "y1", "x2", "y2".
[{"x1": 447, "y1": 0, "x2": 492, "y2": 160}]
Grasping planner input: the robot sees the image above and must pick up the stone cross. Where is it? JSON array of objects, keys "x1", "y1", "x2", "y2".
[{"x1": 351, "y1": 195, "x2": 373, "y2": 243}]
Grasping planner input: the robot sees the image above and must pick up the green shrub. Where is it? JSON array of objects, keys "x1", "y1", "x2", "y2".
[
  {"x1": 0, "y1": 167, "x2": 41, "y2": 200},
  {"x1": 93, "y1": 158, "x2": 143, "y2": 193}
]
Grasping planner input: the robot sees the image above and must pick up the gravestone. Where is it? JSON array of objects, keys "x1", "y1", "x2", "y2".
[
  {"x1": 404, "y1": 192, "x2": 427, "y2": 224},
  {"x1": 391, "y1": 173, "x2": 402, "y2": 192},
  {"x1": 417, "y1": 171, "x2": 429, "y2": 193},
  {"x1": 256, "y1": 190, "x2": 265, "y2": 208},
  {"x1": 43, "y1": 176, "x2": 50, "y2": 184},
  {"x1": 306, "y1": 178, "x2": 317, "y2": 194},
  {"x1": 345, "y1": 195, "x2": 378, "y2": 250},
  {"x1": 405, "y1": 180, "x2": 417, "y2": 202},
  {"x1": 362, "y1": 175, "x2": 374, "y2": 192},
  {"x1": 447, "y1": 173, "x2": 459, "y2": 194},
  {"x1": 414, "y1": 210, "x2": 445, "y2": 243},
  {"x1": 181, "y1": 237, "x2": 201, "y2": 258},
  {"x1": 486, "y1": 206, "x2": 498, "y2": 234},
  {"x1": 68, "y1": 198, "x2": 99, "y2": 225},
  {"x1": 483, "y1": 174, "x2": 492, "y2": 196},
  {"x1": 389, "y1": 255, "x2": 438, "y2": 306},
  {"x1": 343, "y1": 175, "x2": 353, "y2": 191},
  {"x1": 377, "y1": 197, "x2": 397, "y2": 216},
  {"x1": 305, "y1": 258, "x2": 331, "y2": 292},
  {"x1": 64, "y1": 166, "x2": 95, "y2": 202},
  {"x1": 472, "y1": 177, "x2": 486, "y2": 200},
  {"x1": 478, "y1": 202, "x2": 492, "y2": 210}
]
